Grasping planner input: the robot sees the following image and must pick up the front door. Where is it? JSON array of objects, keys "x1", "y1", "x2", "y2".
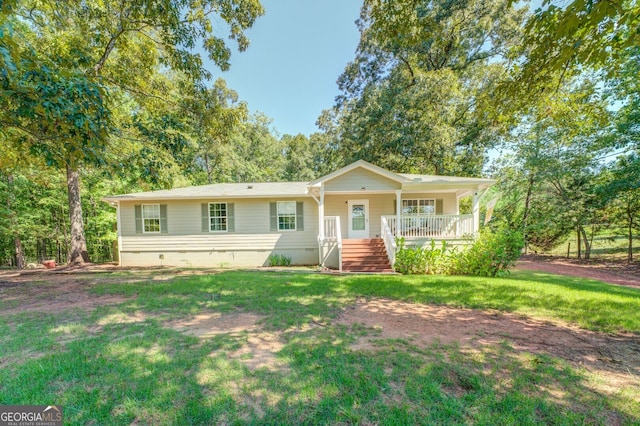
[{"x1": 348, "y1": 199, "x2": 369, "y2": 239}]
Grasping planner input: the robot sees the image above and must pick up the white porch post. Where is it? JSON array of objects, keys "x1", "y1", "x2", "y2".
[
  {"x1": 472, "y1": 191, "x2": 481, "y2": 234},
  {"x1": 319, "y1": 185, "x2": 325, "y2": 239},
  {"x1": 395, "y1": 190, "x2": 402, "y2": 237}
]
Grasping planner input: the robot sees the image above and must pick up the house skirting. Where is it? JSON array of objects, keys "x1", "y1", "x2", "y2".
[
  {"x1": 119, "y1": 248, "x2": 319, "y2": 268},
  {"x1": 402, "y1": 237, "x2": 474, "y2": 250}
]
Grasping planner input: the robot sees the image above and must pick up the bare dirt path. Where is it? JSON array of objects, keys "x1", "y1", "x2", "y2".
[
  {"x1": 516, "y1": 255, "x2": 640, "y2": 288},
  {"x1": 1, "y1": 266, "x2": 638, "y2": 408},
  {"x1": 337, "y1": 298, "x2": 640, "y2": 390},
  {"x1": 0, "y1": 266, "x2": 220, "y2": 315}
]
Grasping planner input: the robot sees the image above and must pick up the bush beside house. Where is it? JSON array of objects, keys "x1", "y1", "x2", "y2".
[{"x1": 394, "y1": 228, "x2": 524, "y2": 277}]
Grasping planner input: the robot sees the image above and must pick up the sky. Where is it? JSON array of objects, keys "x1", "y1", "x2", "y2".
[{"x1": 204, "y1": 0, "x2": 363, "y2": 137}]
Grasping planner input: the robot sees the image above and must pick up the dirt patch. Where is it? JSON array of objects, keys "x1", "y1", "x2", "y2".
[
  {"x1": 229, "y1": 332, "x2": 286, "y2": 371},
  {"x1": 337, "y1": 298, "x2": 640, "y2": 390},
  {"x1": 517, "y1": 255, "x2": 640, "y2": 288},
  {"x1": 166, "y1": 312, "x2": 263, "y2": 338},
  {"x1": 166, "y1": 312, "x2": 286, "y2": 371},
  {"x1": 0, "y1": 266, "x2": 227, "y2": 316},
  {"x1": 0, "y1": 279, "x2": 130, "y2": 316}
]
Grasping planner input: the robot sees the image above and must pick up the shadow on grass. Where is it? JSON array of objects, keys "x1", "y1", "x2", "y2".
[
  {"x1": 2, "y1": 320, "x2": 633, "y2": 424},
  {"x1": 82, "y1": 269, "x2": 640, "y2": 334},
  {"x1": 1, "y1": 270, "x2": 638, "y2": 424}
]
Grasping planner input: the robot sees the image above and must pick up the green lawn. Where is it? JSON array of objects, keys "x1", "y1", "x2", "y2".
[
  {"x1": 541, "y1": 230, "x2": 639, "y2": 260},
  {"x1": 0, "y1": 270, "x2": 638, "y2": 424}
]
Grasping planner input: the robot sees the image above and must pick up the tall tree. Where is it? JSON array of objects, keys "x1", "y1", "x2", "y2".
[
  {"x1": 3, "y1": 0, "x2": 264, "y2": 263},
  {"x1": 322, "y1": 0, "x2": 526, "y2": 175},
  {"x1": 600, "y1": 153, "x2": 640, "y2": 261},
  {"x1": 516, "y1": 0, "x2": 640, "y2": 88},
  {"x1": 492, "y1": 79, "x2": 613, "y2": 257},
  {"x1": 186, "y1": 79, "x2": 248, "y2": 184}
]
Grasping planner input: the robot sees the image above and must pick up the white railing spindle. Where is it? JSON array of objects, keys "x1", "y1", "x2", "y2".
[{"x1": 383, "y1": 214, "x2": 474, "y2": 239}]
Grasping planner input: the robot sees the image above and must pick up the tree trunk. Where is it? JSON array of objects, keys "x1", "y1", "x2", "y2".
[
  {"x1": 204, "y1": 152, "x2": 213, "y2": 184},
  {"x1": 66, "y1": 164, "x2": 90, "y2": 264},
  {"x1": 577, "y1": 227, "x2": 581, "y2": 259},
  {"x1": 628, "y1": 205, "x2": 634, "y2": 263},
  {"x1": 6, "y1": 174, "x2": 26, "y2": 269},
  {"x1": 14, "y1": 237, "x2": 25, "y2": 269},
  {"x1": 579, "y1": 225, "x2": 591, "y2": 260},
  {"x1": 522, "y1": 172, "x2": 535, "y2": 254}
]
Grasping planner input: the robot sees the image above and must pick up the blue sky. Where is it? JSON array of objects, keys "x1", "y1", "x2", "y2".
[{"x1": 207, "y1": 0, "x2": 362, "y2": 137}]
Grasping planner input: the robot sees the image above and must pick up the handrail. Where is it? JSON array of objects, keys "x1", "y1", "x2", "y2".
[
  {"x1": 381, "y1": 216, "x2": 396, "y2": 268},
  {"x1": 321, "y1": 216, "x2": 342, "y2": 272},
  {"x1": 335, "y1": 216, "x2": 342, "y2": 272},
  {"x1": 383, "y1": 214, "x2": 474, "y2": 238}
]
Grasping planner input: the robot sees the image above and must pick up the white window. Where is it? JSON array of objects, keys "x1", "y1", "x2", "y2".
[
  {"x1": 142, "y1": 204, "x2": 161, "y2": 233},
  {"x1": 209, "y1": 202, "x2": 227, "y2": 232},
  {"x1": 402, "y1": 199, "x2": 435, "y2": 215},
  {"x1": 277, "y1": 201, "x2": 296, "y2": 230}
]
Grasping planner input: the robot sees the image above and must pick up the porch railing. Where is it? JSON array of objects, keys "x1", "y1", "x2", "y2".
[
  {"x1": 323, "y1": 216, "x2": 339, "y2": 240},
  {"x1": 322, "y1": 216, "x2": 342, "y2": 272},
  {"x1": 380, "y1": 216, "x2": 396, "y2": 268},
  {"x1": 383, "y1": 214, "x2": 474, "y2": 239}
]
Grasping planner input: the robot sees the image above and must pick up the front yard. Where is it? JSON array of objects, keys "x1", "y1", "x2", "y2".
[{"x1": 0, "y1": 269, "x2": 639, "y2": 424}]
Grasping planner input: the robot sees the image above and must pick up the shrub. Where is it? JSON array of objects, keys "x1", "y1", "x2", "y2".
[
  {"x1": 393, "y1": 239, "x2": 427, "y2": 274},
  {"x1": 394, "y1": 238, "x2": 459, "y2": 275},
  {"x1": 393, "y1": 228, "x2": 524, "y2": 277},
  {"x1": 455, "y1": 227, "x2": 524, "y2": 277},
  {"x1": 268, "y1": 254, "x2": 292, "y2": 267}
]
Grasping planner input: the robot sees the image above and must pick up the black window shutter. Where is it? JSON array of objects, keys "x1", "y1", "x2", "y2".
[
  {"x1": 296, "y1": 201, "x2": 304, "y2": 231},
  {"x1": 134, "y1": 205, "x2": 142, "y2": 234},
  {"x1": 270, "y1": 202, "x2": 277, "y2": 231},
  {"x1": 201, "y1": 203, "x2": 209, "y2": 232},
  {"x1": 227, "y1": 203, "x2": 235, "y2": 232},
  {"x1": 160, "y1": 204, "x2": 168, "y2": 233}
]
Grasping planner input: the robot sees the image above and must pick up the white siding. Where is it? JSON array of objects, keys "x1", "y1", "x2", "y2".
[
  {"x1": 324, "y1": 168, "x2": 401, "y2": 192},
  {"x1": 324, "y1": 194, "x2": 395, "y2": 239},
  {"x1": 324, "y1": 193, "x2": 459, "y2": 239},
  {"x1": 400, "y1": 192, "x2": 458, "y2": 215},
  {"x1": 119, "y1": 198, "x2": 318, "y2": 267}
]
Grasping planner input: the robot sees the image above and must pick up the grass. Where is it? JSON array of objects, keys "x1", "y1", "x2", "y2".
[
  {"x1": 540, "y1": 227, "x2": 639, "y2": 259},
  {"x1": 1, "y1": 270, "x2": 639, "y2": 424}
]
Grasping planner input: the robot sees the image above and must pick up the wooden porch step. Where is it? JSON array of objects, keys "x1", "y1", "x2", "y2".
[
  {"x1": 343, "y1": 240, "x2": 386, "y2": 246},
  {"x1": 342, "y1": 238, "x2": 393, "y2": 273},
  {"x1": 343, "y1": 257, "x2": 390, "y2": 265},
  {"x1": 342, "y1": 250, "x2": 388, "y2": 257},
  {"x1": 342, "y1": 268, "x2": 395, "y2": 273}
]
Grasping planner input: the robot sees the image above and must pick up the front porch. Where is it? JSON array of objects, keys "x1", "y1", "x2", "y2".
[
  {"x1": 321, "y1": 213, "x2": 476, "y2": 272},
  {"x1": 307, "y1": 160, "x2": 495, "y2": 272}
]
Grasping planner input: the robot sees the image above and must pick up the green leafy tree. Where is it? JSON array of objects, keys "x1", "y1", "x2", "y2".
[
  {"x1": 516, "y1": 0, "x2": 640, "y2": 88},
  {"x1": 185, "y1": 79, "x2": 249, "y2": 184},
  {"x1": 322, "y1": 0, "x2": 526, "y2": 175},
  {"x1": 281, "y1": 133, "x2": 326, "y2": 181},
  {"x1": 600, "y1": 153, "x2": 640, "y2": 261},
  {"x1": 492, "y1": 80, "x2": 613, "y2": 258},
  {"x1": 2, "y1": 0, "x2": 263, "y2": 264}
]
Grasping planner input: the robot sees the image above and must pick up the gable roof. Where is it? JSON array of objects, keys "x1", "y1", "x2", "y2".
[
  {"x1": 103, "y1": 181, "x2": 309, "y2": 202},
  {"x1": 309, "y1": 159, "x2": 407, "y2": 187},
  {"x1": 103, "y1": 161, "x2": 496, "y2": 202},
  {"x1": 399, "y1": 173, "x2": 495, "y2": 186}
]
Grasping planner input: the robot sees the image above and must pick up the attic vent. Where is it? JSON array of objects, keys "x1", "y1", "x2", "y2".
[{"x1": 247, "y1": 185, "x2": 253, "y2": 189}]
